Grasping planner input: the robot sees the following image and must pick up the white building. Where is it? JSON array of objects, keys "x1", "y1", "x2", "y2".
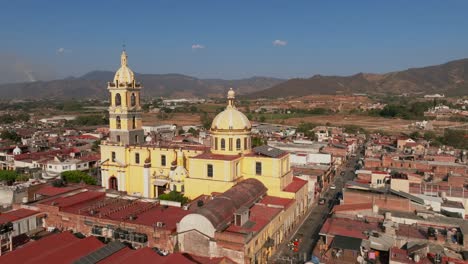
[{"x1": 43, "y1": 157, "x2": 90, "y2": 179}]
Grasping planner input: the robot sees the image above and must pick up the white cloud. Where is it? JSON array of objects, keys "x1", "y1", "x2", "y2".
[
  {"x1": 272, "y1": 39, "x2": 287, "y2": 47},
  {"x1": 56, "y1": 47, "x2": 71, "y2": 54},
  {"x1": 191, "y1": 44, "x2": 205, "y2": 50}
]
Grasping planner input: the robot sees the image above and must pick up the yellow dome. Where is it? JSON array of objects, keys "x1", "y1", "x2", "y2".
[
  {"x1": 114, "y1": 51, "x2": 135, "y2": 84},
  {"x1": 211, "y1": 88, "x2": 251, "y2": 131}
]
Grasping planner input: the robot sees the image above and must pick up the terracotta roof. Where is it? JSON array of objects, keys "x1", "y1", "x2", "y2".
[
  {"x1": 35, "y1": 185, "x2": 80, "y2": 197},
  {"x1": 283, "y1": 177, "x2": 307, "y2": 193},
  {"x1": 259, "y1": 195, "x2": 294, "y2": 209},
  {"x1": 332, "y1": 203, "x2": 373, "y2": 213},
  {"x1": 0, "y1": 232, "x2": 103, "y2": 264},
  {"x1": 226, "y1": 204, "x2": 281, "y2": 233},
  {"x1": 319, "y1": 218, "x2": 379, "y2": 239},
  {"x1": 191, "y1": 152, "x2": 241, "y2": 161},
  {"x1": 0, "y1": 209, "x2": 39, "y2": 225}
]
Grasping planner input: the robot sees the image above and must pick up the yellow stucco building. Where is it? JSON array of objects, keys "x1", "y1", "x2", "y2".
[
  {"x1": 101, "y1": 51, "x2": 305, "y2": 203},
  {"x1": 100, "y1": 51, "x2": 309, "y2": 263}
]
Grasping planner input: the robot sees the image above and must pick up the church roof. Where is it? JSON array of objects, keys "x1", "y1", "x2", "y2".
[
  {"x1": 195, "y1": 178, "x2": 267, "y2": 230},
  {"x1": 211, "y1": 88, "x2": 251, "y2": 131}
]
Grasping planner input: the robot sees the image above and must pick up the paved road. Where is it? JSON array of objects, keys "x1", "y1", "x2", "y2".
[{"x1": 271, "y1": 151, "x2": 362, "y2": 264}]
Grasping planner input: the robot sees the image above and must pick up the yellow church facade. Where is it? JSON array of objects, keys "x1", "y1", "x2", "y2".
[{"x1": 100, "y1": 51, "x2": 306, "y2": 205}]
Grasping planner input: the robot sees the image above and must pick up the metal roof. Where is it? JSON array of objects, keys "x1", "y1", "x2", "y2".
[
  {"x1": 253, "y1": 145, "x2": 286, "y2": 158},
  {"x1": 331, "y1": 235, "x2": 362, "y2": 251},
  {"x1": 74, "y1": 241, "x2": 126, "y2": 264},
  {"x1": 390, "y1": 189, "x2": 425, "y2": 205}
]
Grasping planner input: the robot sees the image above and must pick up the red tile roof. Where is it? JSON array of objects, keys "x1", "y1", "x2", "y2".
[
  {"x1": 40, "y1": 191, "x2": 105, "y2": 208},
  {"x1": 259, "y1": 195, "x2": 294, "y2": 209},
  {"x1": 35, "y1": 185, "x2": 80, "y2": 197},
  {"x1": 191, "y1": 152, "x2": 241, "y2": 161},
  {"x1": 332, "y1": 203, "x2": 373, "y2": 213},
  {"x1": 319, "y1": 218, "x2": 379, "y2": 239},
  {"x1": 226, "y1": 204, "x2": 282, "y2": 233},
  {"x1": 0, "y1": 232, "x2": 102, "y2": 264},
  {"x1": 283, "y1": 177, "x2": 307, "y2": 193},
  {"x1": 0, "y1": 209, "x2": 39, "y2": 224}
]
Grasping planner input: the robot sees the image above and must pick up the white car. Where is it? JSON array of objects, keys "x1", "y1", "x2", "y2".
[{"x1": 330, "y1": 185, "x2": 336, "y2": 190}]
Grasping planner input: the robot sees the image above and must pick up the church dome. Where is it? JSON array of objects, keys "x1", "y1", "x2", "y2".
[
  {"x1": 211, "y1": 88, "x2": 251, "y2": 131},
  {"x1": 114, "y1": 51, "x2": 135, "y2": 84}
]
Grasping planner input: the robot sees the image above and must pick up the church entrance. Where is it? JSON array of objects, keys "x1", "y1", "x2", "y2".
[{"x1": 109, "y1": 177, "x2": 118, "y2": 190}]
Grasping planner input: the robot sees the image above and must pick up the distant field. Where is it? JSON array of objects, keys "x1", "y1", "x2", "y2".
[{"x1": 142, "y1": 112, "x2": 201, "y2": 126}]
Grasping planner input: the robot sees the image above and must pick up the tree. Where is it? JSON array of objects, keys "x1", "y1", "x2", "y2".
[
  {"x1": 259, "y1": 116, "x2": 266, "y2": 122},
  {"x1": 188, "y1": 127, "x2": 198, "y2": 136},
  {"x1": 158, "y1": 191, "x2": 189, "y2": 205},
  {"x1": 409, "y1": 131, "x2": 420, "y2": 139},
  {"x1": 61, "y1": 170, "x2": 97, "y2": 185},
  {"x1": 0, "y1": 170, "x2": 19, "y2": 185},
  {"x1": 252, "y1": 137, "x2": 266, "y2": 147},
  {"x1": 91, "y1": 140, "x2": 101, "y2": 152},
  {"x1": 0, "y1": 130, "x2": 21, "y2": 143}
]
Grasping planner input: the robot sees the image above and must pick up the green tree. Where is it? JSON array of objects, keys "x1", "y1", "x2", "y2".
[
  {"x1": 91, "y1": 140, "x2": 101, "y2": 152},
  {"x1": 158, "y1": 191, "x2": 189, "y2": 205},
  {"x1": 440, "y1": 129, "x2": 467, "y2": 149},
  {"x1": 0, "y1": 170, "x2": 19, "y2": 185},
  {"x1": 188, "y1": 127, "x2": 198, "y2": 136},
  {"x1": 61, "y1": 170, "x2": 97, "y2": 185},
  {"x1": 0, "y1": 130, "x2": 21, "y2": 143},
  {"x1": 252, "y1": 137, "x2": 266, "y2": 147},
  {"x1": 409, "y1": 131, "x2": 421, "y2": 139},
  {"x1": 259, "y1": 115, "x2": 266, "y2": 122}
]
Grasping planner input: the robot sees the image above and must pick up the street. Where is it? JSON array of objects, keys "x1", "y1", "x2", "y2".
[{"x1": 271, "y1": 151, "x2": 362, "y2": 264}]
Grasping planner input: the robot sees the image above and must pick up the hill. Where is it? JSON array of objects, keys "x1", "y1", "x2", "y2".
[
  {"x1": 0, "y1": 72, "x2": 284, "y2": 100},
  {"x1": 246, "y1": 58, "x2": 468, "y2": 98}
]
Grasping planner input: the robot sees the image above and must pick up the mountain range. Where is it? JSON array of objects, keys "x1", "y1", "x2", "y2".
[
  {"x1": 0, "y1": 58, "x2": 467, "y2": 100},
  {"x1": 246, "y1": 58, "x2": 468, "y2": 98},
  {"x1": 0, "y1": 71, "x2": 284, "y2": 100}
]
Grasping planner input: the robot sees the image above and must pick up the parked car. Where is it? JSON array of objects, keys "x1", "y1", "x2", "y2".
[{"x1": 330, "y1": 185, "x2": 336, "y2": 190}]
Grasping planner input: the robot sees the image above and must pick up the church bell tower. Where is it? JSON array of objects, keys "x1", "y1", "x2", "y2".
[{"x1": 107, "y1": 50, "x2": 144, "y2": 145}]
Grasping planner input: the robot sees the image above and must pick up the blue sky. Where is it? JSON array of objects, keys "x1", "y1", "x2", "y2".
[{"x1": 1, "y1": 0, "x2": 468, "y2": 83}]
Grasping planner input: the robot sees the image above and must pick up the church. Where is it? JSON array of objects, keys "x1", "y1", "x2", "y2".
[
  {"x1": 100, "y1": 51, "x2": 309, "y2": 263},
  {"x1": 100, "y1": 51, "x2": 308, "y2": 202}
]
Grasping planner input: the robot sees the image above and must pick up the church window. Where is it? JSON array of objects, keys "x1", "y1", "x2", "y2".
[
  {"x1": 115, "y1": 93, "x2": 121, "y2": 106},
  {"x1": 161, "y1": 155, "x2": 166, "y2": 166},
  {"x1": 255, "y1": 162, "x2": 262, "y2": 175},
  {"x1": 207, "y1": 164, "x2": 213, "y2": 177},
  {"x1": 132, "y1": 116, "x2": 136, "y2": 129},
  {"x1": 116, "y1": 116, "x2": 121, "y2": 129},
  {"x1": 131, "y1": 93, "x2": 136, "y2": 107},
  {"x1": 135, "y1": 153, "x2": 140, "y2": 164},
  {"x1": 221, "y1": 139, "x2": 225, "y2": 150},
  {"x1": 135, "y1": 135, "x2": 139, "y2": 143},
  {"x1": 244, "y1": 138, "x2": 247, "y2": 150},
  {"x1": 236, "y1": 138, "x2": 241, "y2": 150},
  {"x1": 229, "y1": 138, "x2": 233, "y2": 151},
  {"x1": 111, "y1": 152, "x2": 116, "y2": 162},
  {"x1": 214, "y1": 138, "x2": 218, "y2": 150},
  {"x1": 116, "y1": 135, "x2": 120, "y2": 142}
]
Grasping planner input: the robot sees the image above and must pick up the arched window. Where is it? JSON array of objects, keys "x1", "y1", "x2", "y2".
[
  {"x1": 116, "y1": 116, "x2": 121, "y2": 129},
  {"x1": 132, "y1": 116, "x2": 136, "y2": 129},
  {"x1": 115, "y1": 93, "x2": 121, "y2": 106},
  {"x1": 244, "y1": 138, "x2": 247, "y2": 150},
  {"x1": 221, "y1": 138, "x2": 225, "y2": 150},
  {"x1": 131, "y1": 93, "x2": 136, "y2": 107},
  {"x1": 116, "y1": 135, "x2": 121, "y2": 142},
  {"x1": 214, "y1": 137, "x2": 218, "y2": 150},
  {"x1": 135, "y1": 135, "x2": 139, "y2": 144},
  {"x1": 236, "y1": 138, "x2": 241, "y2": 150},
  {"x1": 109, "y1": 177, "x2": 118, "y2": 190}
]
